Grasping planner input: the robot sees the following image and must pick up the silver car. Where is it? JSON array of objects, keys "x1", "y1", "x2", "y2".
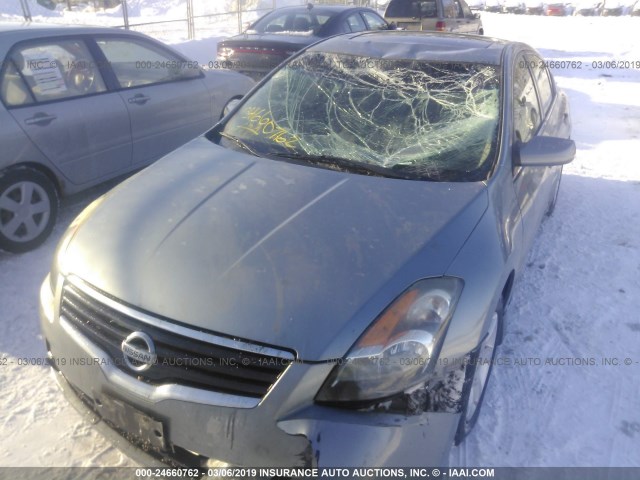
[
  {"x1": 0, "y1": 24, "x2": 254, "y2": 253},
  {"x1": 40, "y1": 32, "x2": 573, "y2": 467},
  {"x1": 385, "y1": 0, "x2": 484, "y2": 34}
]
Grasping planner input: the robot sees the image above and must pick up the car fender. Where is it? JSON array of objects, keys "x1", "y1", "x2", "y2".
[{"x1": 442, "y1": 191, "x2": 516, "y2": 361}]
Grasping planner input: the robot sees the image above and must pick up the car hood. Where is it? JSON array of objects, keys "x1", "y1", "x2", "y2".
[{"x1": 65, "y1": 137, "x2": 488, "y2": 361}]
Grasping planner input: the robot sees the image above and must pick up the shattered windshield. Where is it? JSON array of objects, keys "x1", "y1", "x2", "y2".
[{"x1": 219, "y1": 52, "x2": 501, "y2": 181}]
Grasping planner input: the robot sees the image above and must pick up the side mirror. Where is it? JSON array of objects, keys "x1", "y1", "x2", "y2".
[
  {"x1": 387, "y1": 22, "x2": 398, "y2": 30},
  {"x1": 474, "y1": 12, "x2": 481, "y2": 18},
  {"x1": 515, "y1": 136, "x2": 576, "y2": 167}
]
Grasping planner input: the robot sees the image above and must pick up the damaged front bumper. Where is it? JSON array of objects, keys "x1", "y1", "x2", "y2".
[{"x1": 39, "y1": 277, "x2": 459, "y2": 468}]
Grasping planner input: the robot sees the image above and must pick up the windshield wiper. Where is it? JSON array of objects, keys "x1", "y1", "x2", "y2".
[
  {"x1": 219, "y1": 131, "x2": 259, "y2": 157},
  {"x1": 270, "y1": 152, "x2": 413, "y2": 180}
]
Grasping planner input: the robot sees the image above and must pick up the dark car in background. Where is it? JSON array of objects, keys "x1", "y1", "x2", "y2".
[
  {"x1": 525, "y1": 0, "x2": 546, "y2": 14},
  {"x1": 42, "y1": 31, "x2": 574, "y2": 468},
  {"x1": 217, "y1": 4, "x2": 390, "y2": 80},
  {"x1": 0, "y1": 24, "x2": 253, "y2": 253},
  {"x1": 601, "y1": 1, "x2": 625, "y2": 14},
  {"x1": 574, "y1": 1, "x2": 603, "y2": 14}
]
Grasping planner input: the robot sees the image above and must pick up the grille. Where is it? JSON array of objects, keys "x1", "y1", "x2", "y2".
[{"x1": 60, "y1": 280, "x2": 293, "y2": 399}]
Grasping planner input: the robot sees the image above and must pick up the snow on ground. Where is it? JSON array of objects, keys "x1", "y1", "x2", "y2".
[{"x1": 1, "y1": 5, "x2": 640, "y2": 469}]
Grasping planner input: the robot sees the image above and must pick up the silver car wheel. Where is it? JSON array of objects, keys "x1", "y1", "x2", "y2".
[
  {"x1": 0, "y1": 168, "x2": 58, "y2": 253},
  {"x1": 0, "y1": 180, "x2": 51, "y2": 242},
  {"x1": 464, "y1": 310, "x2": 498, "y2": 428}
]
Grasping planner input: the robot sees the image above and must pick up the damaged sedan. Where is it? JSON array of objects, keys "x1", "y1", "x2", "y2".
[{"x1": 40, "y1": 32, "x2": 574, "y2": 467}]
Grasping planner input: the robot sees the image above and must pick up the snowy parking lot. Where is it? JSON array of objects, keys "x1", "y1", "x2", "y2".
[{"x1": 1, "y1": 7, "x2": 640, "y2": 468}]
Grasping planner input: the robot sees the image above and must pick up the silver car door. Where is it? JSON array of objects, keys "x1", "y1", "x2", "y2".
[
  {"x1": 512, "y1": 52, "x2": 554, "y2": 253},
  {"x1": 5, "y1": 38, "x2": 132, "y2": 186},
  {"x1": 94, "y1": 36, "x2": 212, "y2": 167},
  {"x1": 458, "y1": 0, "x2": 481, "y2": 33}
]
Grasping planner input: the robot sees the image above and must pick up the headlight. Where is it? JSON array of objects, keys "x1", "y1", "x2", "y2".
[
  {"x1": 49, "y1": 195, "x2": 106, "y2": 294},
  {"x1": 315, "y1": 277, "x2": 463, "y2": 404}
]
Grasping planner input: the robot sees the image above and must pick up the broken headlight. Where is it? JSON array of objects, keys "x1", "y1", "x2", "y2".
[{"x1": 315, "y1": 277, "x2": 463, "y2": 405}]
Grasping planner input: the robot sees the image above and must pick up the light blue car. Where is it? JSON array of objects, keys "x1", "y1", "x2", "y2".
[
  {"x1": 41, "y1": 31, "x2": 574, "y2": 467},
  {"x1": 0, "y1": 24, "x2": 254, "y2": 253}
]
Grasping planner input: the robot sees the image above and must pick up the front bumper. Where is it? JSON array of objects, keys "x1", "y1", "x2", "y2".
[{"x1": 40, "y1": 277, "x2": 458, "y2": 468}]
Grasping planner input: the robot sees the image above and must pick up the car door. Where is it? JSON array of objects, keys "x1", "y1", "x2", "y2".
[
  {"x1": 455, "y1": 0, "x2": 481, "y2": 33},
  {"x1": 512, "y1": 52, "x2": 557, "y2": 253},
  {"x1": 93, "y1": 36, "x2": 212, "y2": 167},
  {"x1": 4, "y1": 37, "x2": 132, "y2": 186}
]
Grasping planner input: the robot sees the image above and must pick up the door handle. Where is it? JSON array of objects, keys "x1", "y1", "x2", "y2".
[
  {"x1": 25, "y1": 113, "x2": 57, "y2": 126},
  {"x1": 128, "y1": 94, "x2": 151, "y2": 105}
]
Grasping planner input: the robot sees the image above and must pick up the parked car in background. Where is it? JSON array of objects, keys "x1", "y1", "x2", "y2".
[
  {"x1": 37, "y1": 0, "x2": 121, "y2": 9},
  {"x1": 385, "y1": 0, "x2": 484, "y2": 34},
  {"x1": 602, "y1": 1, "x2": 625, "y2": 14},
  {"x1": 574, "y1": 0, "x2": 603, "y2": 14},
  {"x1": 0, "y1": 24, "x2": 254, "y2": 253},
  {"x1": 41, "y1": 31, "x2": 574, "y2": 469},
  {"x1": 525, "y1": 0, "x2": 547, "y2": 13},
  {"x1": 503, "y1": 0, "x2": 527, "y2": 13},
  {"x1": 217, "y1": 5, "x2": 391, "y2": 81},
  {"x1": 485, "y1": 0, "x2": 505, "y2": 11},
  {"x1": 546, "y1": 2, "x2": 571, "y2": 14},
  {"x1": 467, "y1": 0, "x2": 487, "y2": 10}
]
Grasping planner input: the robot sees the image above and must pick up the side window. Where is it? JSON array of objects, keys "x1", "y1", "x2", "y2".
[
  {"x1": 513, "y1": 54, "x2": 541, "y2": 145},
  {"x1": 442, "y1": 0, "x2": 458, "y2": 18},
  {"x1": 453, "y1": 0, "x2": 465, "y2": 17},
  {"x1": 261, "y1": 14, "x2": 288, "y2": 33},
  {"x1": 418, "y1": 0, "x2": 438, "y2": 17},
  {"x1": 386, "y1": 0, "x2": 436, "y2": 18},
  {"x1": 385, "y1": 0, "x2": 412, "y2": 16},
  {"x1": 526, "y1": 54, "x2": 554, "y2": 116},
  {"x1": 361, "y1": 11, "x2": 388, "y2": 30},
  {"x1": 345, "y1": 13, "x2": 367, "y2": 32},
  {"x1": 96, "y1": 38, "x2": 200, "y2": 89},
  {"x1": 0, "y1": 61, "x2": 34, "y2": 107},
  {"x1": 459, "y1": 0, "x2": 474, "y2": 17},
  {"x1": 6, "y1": 39, "x2": 106, "y2": 104},
  {"x1": 289, "y1": 14, "x2": 314, "y2": 32}
]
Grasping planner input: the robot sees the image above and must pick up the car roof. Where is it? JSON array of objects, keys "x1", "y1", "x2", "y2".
[
  {"x1": 0, "y1": 23, "x2": 147, "y2": 43},
  {"x1": 308, "y1": 31, "x2": 510, "y2": 65},
  {"x1": 263, "y1": 4, "x2": 368, "y2": 13}
]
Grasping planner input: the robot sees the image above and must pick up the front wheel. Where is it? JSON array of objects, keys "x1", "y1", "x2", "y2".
[
  {"x1": 454, "y1": 301, "x2": 502, "y2": 445},
  {"x1": 0, "y1": 168, "x2": 59, "y2": 253}
]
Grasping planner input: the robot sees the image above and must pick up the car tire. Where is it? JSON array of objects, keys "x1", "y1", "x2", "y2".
[
  {"x1": 546, "y1": 166, "x2": 563, "y2": 217},
  {"x1": 454, "y1": 298, "x2": 503, "y2": 445},
  {"x1": 0, "y1": 167, "x2": 59, "y2": 253}
]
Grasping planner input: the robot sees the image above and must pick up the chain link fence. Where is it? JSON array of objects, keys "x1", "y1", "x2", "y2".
[{"x1": 13, "y1": 0, "x2": 390, "y2": 40}]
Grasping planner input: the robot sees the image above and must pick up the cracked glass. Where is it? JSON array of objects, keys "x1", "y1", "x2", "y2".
[{"x1": 221, "y1": 51, "x2": 501, "y2": 182}]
